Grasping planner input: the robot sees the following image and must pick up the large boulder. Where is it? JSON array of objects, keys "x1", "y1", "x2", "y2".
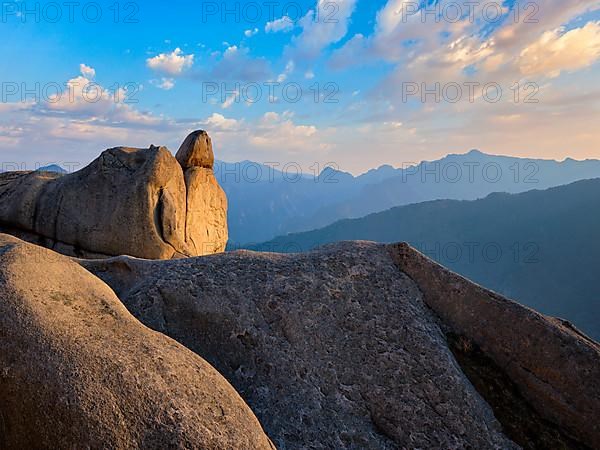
[
  {"x1": 82, "y1": 242, "x2": 520, "y2": 449},
  {"x1": 0, "y1": 131, "x2": 227, "y2": 259},
  {"x1": 176, "y1": 129, "x2": 215, "y2": 169},
  {"x1": 0, "y1": 233, "x2": 273, "y2": 449}
]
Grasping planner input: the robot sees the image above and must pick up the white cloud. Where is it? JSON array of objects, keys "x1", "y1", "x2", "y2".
[
  {"x1": 146, "y1": 48, "x2": 194, "y2": 75},
  {"x1": 265, "y1": 16, "x2": 295, "y2": 33},
  {"x1": 151, "y1": 78, "x2": 176, "y2": 90},
  {"x1": 329, "y1": 34, "x2": 368, "y2": 69},
  {"x1": 203, "y1": 45, "x2": 272, "y2": 81},
  {"x1": 224, "y1": 45, "x2": 239, "y2": 57},
  {"x1": 0, "y1": 101, "x2": 35, "y2": 113},
  {"x1": 44, "y1": 74, "x2": 161, "y2": 129},
  {"x1": 0, "y1": 67, "x2": 177, "y2": 167},
  {"x1": 190, "y1": 111, "x2": 327, "y2": 162},
  {"x1": 332, "y1": 0, "x2": 599, "y2": 70},
  {"x1": 221, "y1": 89, "x2": 240, "y2": 109},
  {"x1": 493, "y1": 0, "x2": 599, "y2": 55},
  {"x1": 249, "y1": 111, "x2": 319, "y2": 151},
  {"x1": 291, "y1": 0, "x2": 357, "y2": 60},
  {"x1": 244, "y1": 28, "x2": 259, "y2": 37},
  {"x1": 46, "y1": 75, "x2": 115, "y2": 115},
  {"x1": 277, "y1": 60, "x2": 295, "y2": 82},
  {"x1": 0, "y1": 125, "x2": 25, "y2": 147},
  {"x1": 328, "y1": 0, "x2": 600, "y2": 113},
  {"x1": 519, "y1": 21, "x2": 600, "y2": 78},
  {"x1": 79, "y1": 63, "x2": 96, "y2": 79},
  {"x1": 22, "y1": 68, "x2": 163, "y2": 130},
  {"x1": 202, "y1": 113, "x2": 241, "y2": 131}
]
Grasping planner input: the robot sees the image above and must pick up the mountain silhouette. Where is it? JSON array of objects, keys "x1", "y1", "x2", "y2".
[{"x1": 220, "y1": 151, "x2": 600, "y2": 244}]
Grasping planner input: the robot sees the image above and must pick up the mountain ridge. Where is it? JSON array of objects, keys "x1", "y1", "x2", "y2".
[
  {"x1": 250, "y1": 178, "x2": 600, "y2": 340},
  {"x1": 218, "y1": 151, "x2": 600, "y2": 244}
]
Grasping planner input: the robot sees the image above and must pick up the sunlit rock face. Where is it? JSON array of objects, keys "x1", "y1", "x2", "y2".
[
  {"x1": 0, "y1": 130, "x2": 228, "y2": 259},
  {"x1": 176, "y1": 130, "x2": 228, "y2": 257},
  {"x1": 0, "y1": 233, "x2": 273, "y2": 450}
]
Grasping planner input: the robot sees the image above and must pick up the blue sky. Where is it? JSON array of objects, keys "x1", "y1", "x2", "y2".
[{"x1": 1, "y1": 0, "x2": 599, "y2": 173}]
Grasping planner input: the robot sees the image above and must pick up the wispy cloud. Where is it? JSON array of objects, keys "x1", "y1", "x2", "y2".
[
  {"x1": 265, "y1": 16, "x2": 295, "y2": 33},
  {"x1": 519, "y1": 21, "x2": 600, "y2": 78},
  {"x1": 79, "y1": 63, "x2": 96, "y2": 79},
  {"x1": 290, "y1": 0, "x2": 357, "y2": 61}
]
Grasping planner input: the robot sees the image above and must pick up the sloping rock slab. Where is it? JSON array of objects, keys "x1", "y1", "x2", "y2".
[
  {"x1": 82, "y1": 241, "x2": 517, "y2": 450},
  {"x1": 0, "y1": 233, "x2": 273, "y2": 450},
  {"x1": 388, "y1": 243, "x2": 600, "y2": 450}
]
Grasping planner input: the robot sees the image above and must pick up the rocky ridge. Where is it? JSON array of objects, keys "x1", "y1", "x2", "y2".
[
  {"x1": 0, "y1": 231, "x2": 597, "y2": 449},
  {"x1": 82, "y1": 241, "x2": 600, "y2": 450}
]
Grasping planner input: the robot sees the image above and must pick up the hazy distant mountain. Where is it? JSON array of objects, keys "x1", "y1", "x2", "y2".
[
  {"x1": 220, "y1": 151, "x2": 600, "y2": 244},
  {"x1": 251, "y1": 179, "x2": 600, "y2": 340},
  {"x1": 0, "y1": 164, "x2": 68, "y2": 174},
  {"x1": 37, "y1": 164, "x2": 67, "y2": 174},
  {"x1": 215, "y1": 160, "x2": 384, "y2": 243}
]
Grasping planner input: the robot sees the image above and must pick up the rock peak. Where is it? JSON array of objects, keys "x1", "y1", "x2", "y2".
[{"x1": 176, "y1": 130, "x2": 214, "y2": 170}]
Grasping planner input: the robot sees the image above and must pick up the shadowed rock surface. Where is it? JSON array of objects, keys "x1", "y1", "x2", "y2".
[
  {"x1": 83, "y1": 241, "x2": 520, "y2": 450},
  {"x1": 389, "y1": 243, "x2": 600, "y2": 450},
  {"x1": 0, "y1": 234, "x2": 273, "y2": 450},
  {"x1": 2, "y1": 227, "x2": 597, "y2": 449},
  {"x1": 0, "y1": 131, "x2": 227, "y2": 259}
]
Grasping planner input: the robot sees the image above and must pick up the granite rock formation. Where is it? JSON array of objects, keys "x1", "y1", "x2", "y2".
[
  {"x1": 176, "y1": 130, "x2": 228, "y2": 255},
  {"x1": 82, "y1": 241, "x2": 600, "y2": 450},
  {"x1": 0, "y1": 131, "x2": 227, "y2": 259},
  {"x1": 0, "y1": 233, "x2": 273, "y2": 450},
  {"x1": 0, "y1": 230, "x2": 598, "y2": 448}
]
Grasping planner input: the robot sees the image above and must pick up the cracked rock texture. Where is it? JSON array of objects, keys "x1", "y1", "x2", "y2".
[
  {"x1": 0, "y1": 233, "x2": 273, "y2": 450},
  {"x1": 0, "y1": 130, "x2": 227, "y2": 259},
  {"x1": 83, "y1": 241, "x2": 519, "y2": 450}
]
